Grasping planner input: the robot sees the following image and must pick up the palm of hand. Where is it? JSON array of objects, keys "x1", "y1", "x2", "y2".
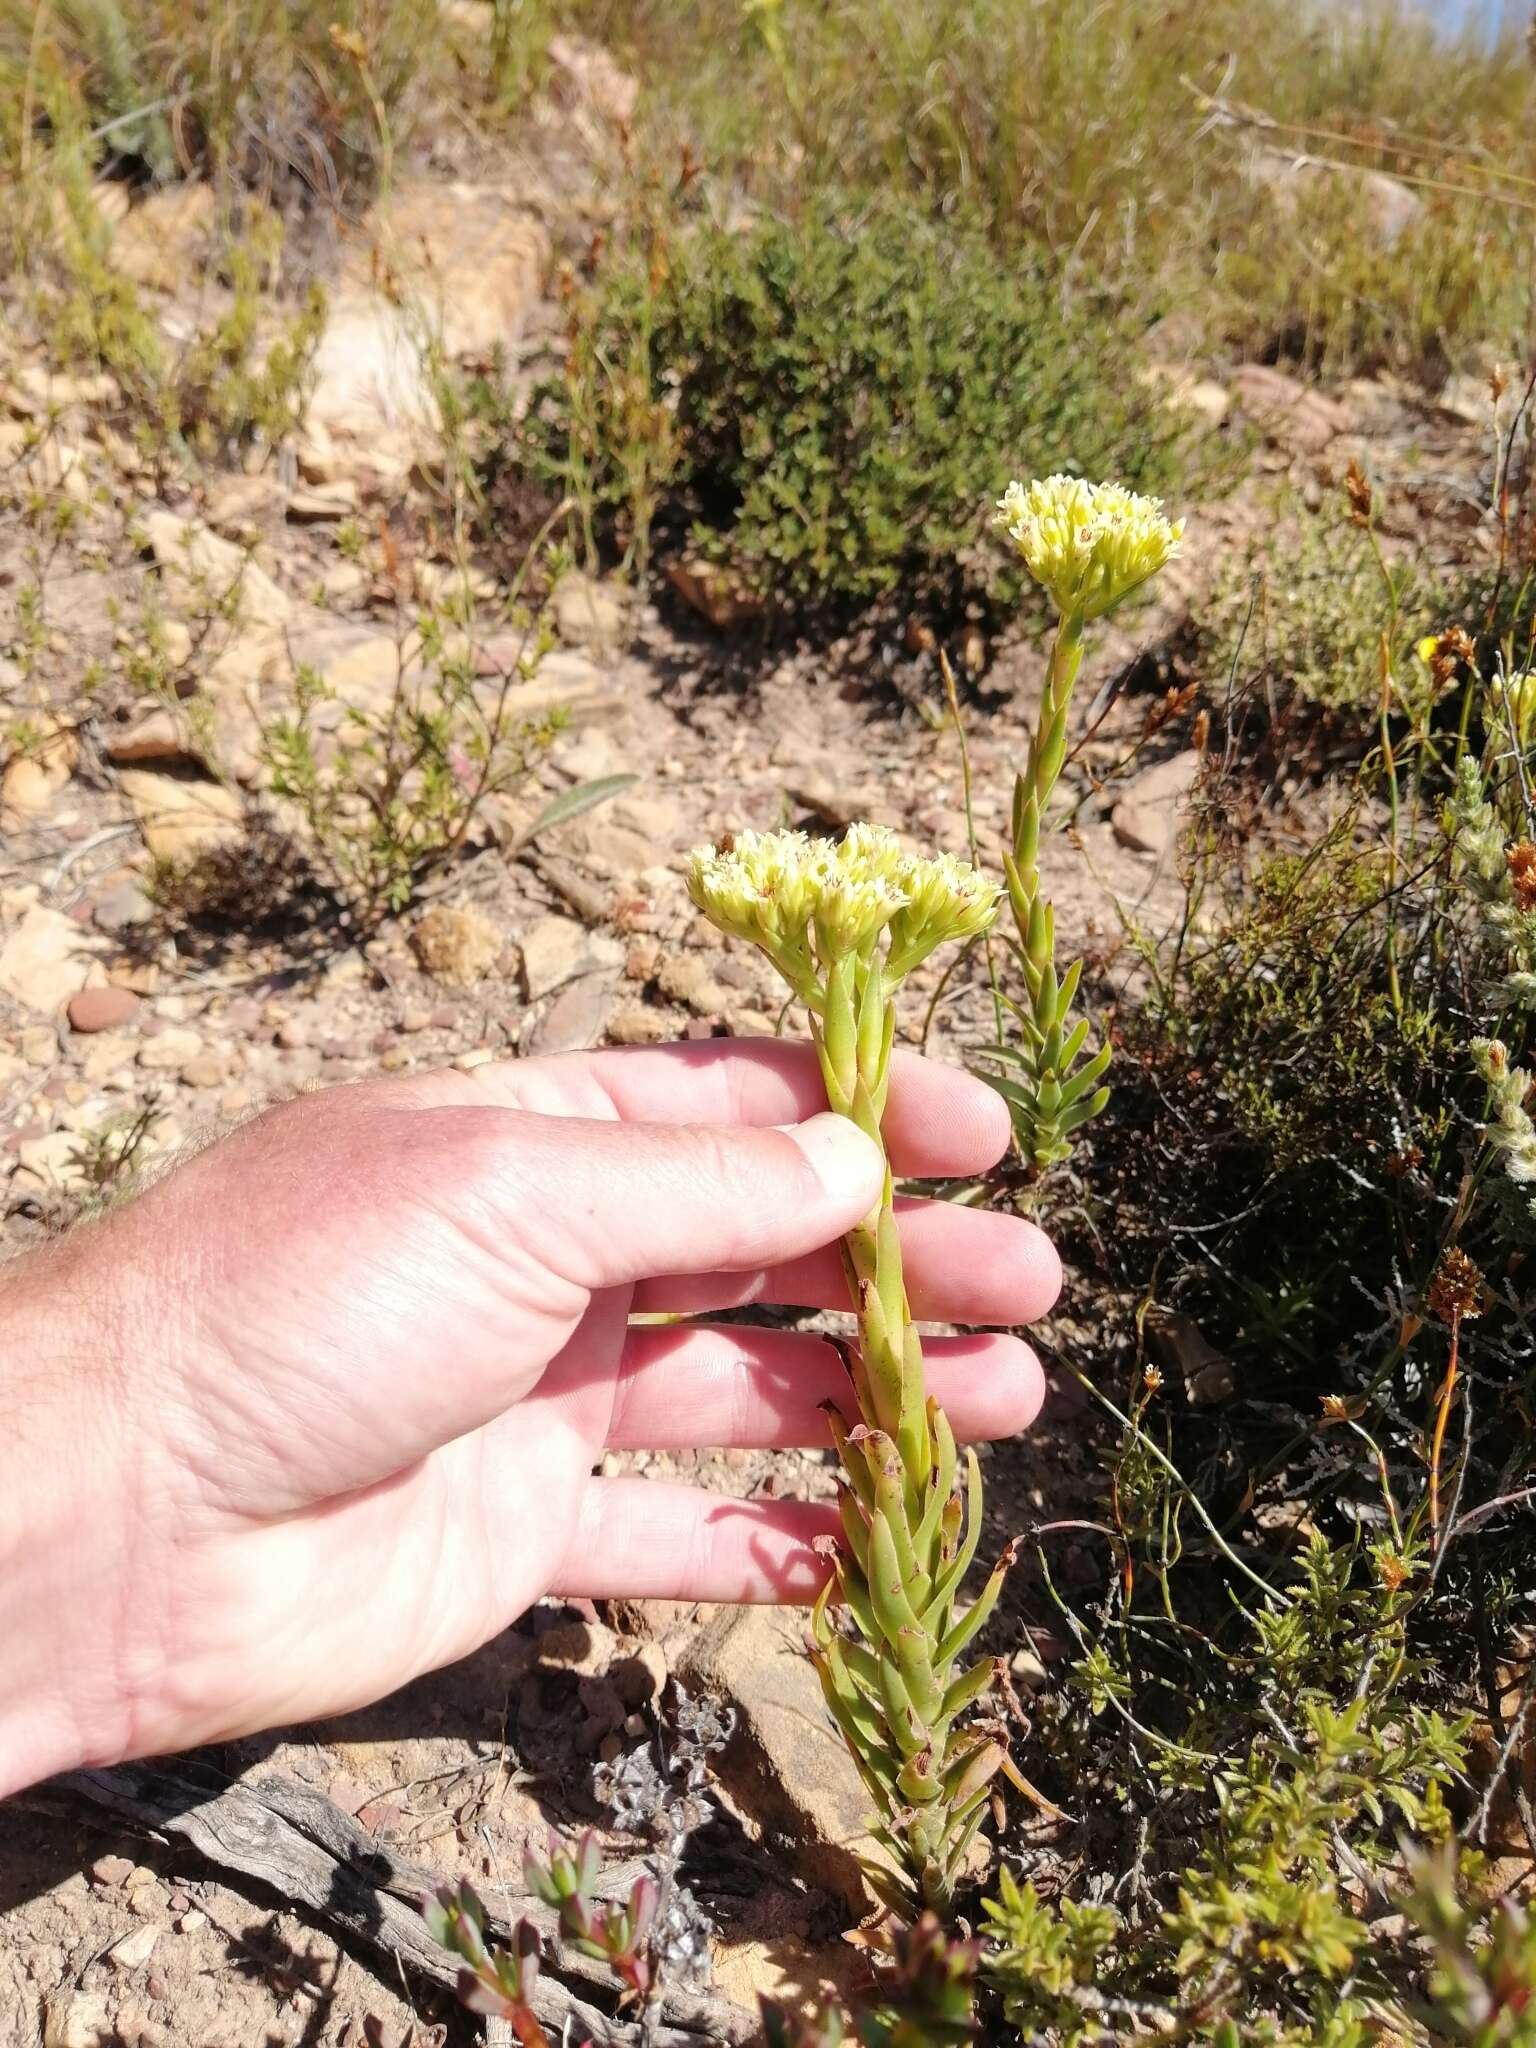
[{"x1": 27, "y1": 1042, "x2": 1058, "y2": 1771}]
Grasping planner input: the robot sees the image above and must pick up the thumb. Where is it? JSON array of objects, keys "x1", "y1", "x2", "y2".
[{"x1": 465, "y1": 1106, "x2": 884, "y2": 1294}]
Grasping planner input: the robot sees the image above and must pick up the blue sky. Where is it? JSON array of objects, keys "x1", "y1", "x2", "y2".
[{"x1": 1423, "y1": 0, "x2": 1517, "y2": 32}]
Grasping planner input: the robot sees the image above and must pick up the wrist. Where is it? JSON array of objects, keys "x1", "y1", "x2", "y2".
[{"x1": 0, "y1": 1223, "x2": 170, "y2": 1795}]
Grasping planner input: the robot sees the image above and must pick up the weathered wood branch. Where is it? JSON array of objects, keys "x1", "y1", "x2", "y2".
[{"x1": 30, "y1": 1762, "x2": 756, "y2": 2047}]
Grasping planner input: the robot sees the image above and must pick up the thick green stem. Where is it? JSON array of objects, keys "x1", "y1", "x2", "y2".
[
  {"x1": 808, "y1": 957, "x2": 1007, "y2": 1917},
  {"x1": 998, "y1": 609, "x2": 1110, "y2": 1171}
]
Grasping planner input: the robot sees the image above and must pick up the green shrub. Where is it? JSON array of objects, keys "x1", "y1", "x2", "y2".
[
  {"x1": 1214, "y1": 174, "x2": 1528, "y2": 381},
  {"x1": 516, "y1": 196, "x2": 1190, "y2": 613},
  {"x1": 565, "y1": 0, "x2": 1536, "y2": 374},
  {"x1": 1198, "y1": 505, "x2": 1437, "y2": 726}
]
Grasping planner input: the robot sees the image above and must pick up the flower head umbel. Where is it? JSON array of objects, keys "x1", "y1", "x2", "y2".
[
  {"x1": 687, "y1": 825, "x2": 998, "y2": 1000},
  {"x1": 996, "y1": 475, "x2": 1184, "y2": 622}
]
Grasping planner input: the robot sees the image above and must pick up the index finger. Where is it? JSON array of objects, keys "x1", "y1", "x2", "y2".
[{"x1": 474, "y1": 1039, "x2": 1012, "y2": 1178}]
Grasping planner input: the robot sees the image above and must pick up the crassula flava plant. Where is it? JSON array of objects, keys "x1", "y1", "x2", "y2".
[
  {"x1": 687, "y1": 824, "x2": 1008, "y2": 1914},
  {"x1": 992, "y1": 476, "x2": 1185, "y2": 1169}
]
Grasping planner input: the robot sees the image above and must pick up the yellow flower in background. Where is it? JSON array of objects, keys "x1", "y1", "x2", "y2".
[
  {"x1": 995, "y1": 474, "x2": 1184, "y2": 621},
  {"x1": 1502, "y1": 667, "x2": 1536, "y2": 740}
]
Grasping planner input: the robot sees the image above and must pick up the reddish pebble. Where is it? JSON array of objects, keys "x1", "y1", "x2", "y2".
[
  {"x1": 67, "y1": 986, "x2": 140, "y2": 1034},
  {"x1": 430, "y1": 1004, "x2": 458, "y2": 1030},
  {"x1": 67, "y1": 898, "x2": 94, "y2": 925},
  {"x1": 371, "y1": 1031, "x2": 396, "y2": 1056}
]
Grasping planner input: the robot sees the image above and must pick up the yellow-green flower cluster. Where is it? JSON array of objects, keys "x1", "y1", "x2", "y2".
[
  {"x1": 687, "y1": 824, "x2": 999, "y2": 998},
  {"x1": 1474, "y1": 1036, "x2": 1536, "y2": 1192},
  {"x1": 996, "y1": 474, "x2": 1184, "y2": 622}
]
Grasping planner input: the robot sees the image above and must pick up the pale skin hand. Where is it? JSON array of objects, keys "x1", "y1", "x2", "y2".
[{"x1": 0, "y1": 1040, "x2": 1061, "y2": 1799}]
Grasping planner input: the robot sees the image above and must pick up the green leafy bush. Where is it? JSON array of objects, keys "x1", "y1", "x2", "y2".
[
  {"x1": 1214, "y1": 173, "x2": 1525, "y2": 381},
  {"x1": 1198, "y1": 506, "x2": 1436, "y2": 725},
  {"x1": 516, "y1": 197, "x2": 1189, "y2": 612},
  {"x1": 565, "y1": 0, "x2": 1536, "y2": 375}
]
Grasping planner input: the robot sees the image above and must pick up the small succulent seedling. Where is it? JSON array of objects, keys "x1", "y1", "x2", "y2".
[
  {"x1": 688, "y1": 824, "x2": 1009, "y2": 1913},
  {"x1": 991, "y1": 476, "x2": 1185, "y2": 1170}
]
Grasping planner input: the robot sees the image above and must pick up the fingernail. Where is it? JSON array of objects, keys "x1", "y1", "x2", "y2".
[{"x1": 784, "y1": 1112, "x2": 883, "y2": 1202}]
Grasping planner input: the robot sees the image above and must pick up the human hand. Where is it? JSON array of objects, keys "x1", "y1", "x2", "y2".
[{"x1": 0, "y1": 1040, "x2": 1060, "y2": 1795}]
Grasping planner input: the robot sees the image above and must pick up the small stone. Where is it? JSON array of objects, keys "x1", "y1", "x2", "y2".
[
  {"x1": 725, "y1": 1006, "x2": 775, "y2": 1039},
  {"x1": 15, "y1": 1130, "x2": 89, "y2": 1193},
  {"x1": 68, "y1": 986, "x2": 140, "y2": 1034},
  {"x1": 105, "y1": 706, "x2": 191, "y2": 767},
  {"x1": 123, "y1": 1864, "x2": 158, "y2": 1891},
  {"x1": 118, "y1": 768, "x2": 244, "y2": 862},
  {"x1": 81, "y1": 1033, "x2": 136, "y2": 1082},
  {"x1": 626, "y1": 938, "x2": 661, "y2": 982},
  {"x1": 611, "y1": 1641, "x2": 668, "y2": 1708},
  {"x1": 656, "y1": 952, "x2": 730, "y2": 1015},
  {"x1": 179, "y1": 1054, "x2": 226, "y2": 1089},
  {"x1": 138, "y1": 1026, "x2": 203, "y2": 1071},
  {"x1": 400, "y1": 1006, "x2": 433, "y2": 1032},
  {"x1": 287, "y1": 479, "x2": 359, "y2": 521},
  {"x1": 519, "y1": 914, "x2": 624, "y2": 1000},
  {"x1": 552, "y1": 727, "x2": 626, "y2": 782},
  {"x1": 678, "y1": 1605, "x2": 877, "y2": 1911},
  {"x1": 93, "y1": 879, "x2": 156, "y2": 932},
  {"x1": 607, "y1": 1003, "x2": 678, "y2": 1046},
  {"x1": 165, "y1": 1891, "x2": 191, "y2": 1914},
  {"x1": 554, "y1": 570, "x2": 629, "y2": 650},
  {"x1": 2, "y1": 716, "x2": 78, "y2": 817},
  {"x1": 19, "y1": 1024, "x2": 59, "y2": 1064},
  {"x1": 536, "y1": 1616, "x2": 617, "y2": 1675},
  {"x1": 142, "y1": 509, "x2": 290, "y2": 628},
  {"x1": 413, "y1": 901, "x2": 504, "y2": 988},
  {"x1": 110, "y1": 959, "x2": 161, "y2": 996},
  {"x1": 296, "y1": 420, "x2": 340, "y2": 484},
  {"x1": 92, "y1": 1853, "x2": 135, "y2": 1887},
  {"x1": 275, "y1": 1018, "x2": 308, "y2": 1051},
  {"x1": 44, "y1": 1991, "x2": 112, "y2": 2048},
  {"x1": 107, "y1": 1923, "x2": 160, "y2": 1971},
  {"x1": 175, "y1": 1909, "x2": 207, "y2": 1933},
  {"x1": 429, "y1": 1004, "x2": 458, "y2": 1030},
  {"x1": 525, "y1": 972, "x2": 619, "y2": 1056},
  {"x1": 0, "y1": 905, "x2": 98, "y2": 1013},
  {"x1": 610, "y1": 792, "x2": 681, "y2": 845},
  {"x1": 379, "y1": 1046, "x2": 411, "y2": 1071},
  {"x1": 1111, "y1": 750, "x2": 1202, "y2": 860},
  {"x1": 1009, "y1": 1647, "x2": 1048, "y2": 1688}
]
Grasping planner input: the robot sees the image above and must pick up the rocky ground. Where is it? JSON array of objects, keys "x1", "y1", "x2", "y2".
[{"x1": 0, "y1": 37, "x2": 1510, "y2": 2046}]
